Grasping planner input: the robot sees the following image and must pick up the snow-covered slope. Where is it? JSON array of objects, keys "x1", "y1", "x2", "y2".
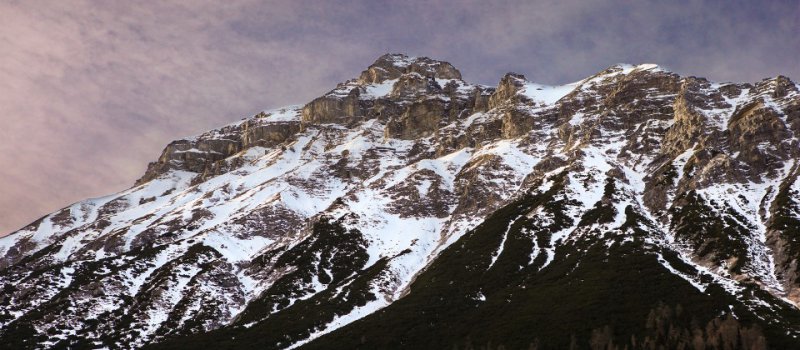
[{"x1": 1, "y1": 54, "x2": 799, "y2": 349}]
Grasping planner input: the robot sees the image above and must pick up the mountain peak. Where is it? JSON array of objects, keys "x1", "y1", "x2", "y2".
[
  {"x1": 581, "y1": 63, "x2": 670, "y2": 81},
  {"x1": 357, "y1": 53, "x2": 462, "y2": 84},
  {"x1": 3, "y1": 54, "x2": 800, "y2": 349}
]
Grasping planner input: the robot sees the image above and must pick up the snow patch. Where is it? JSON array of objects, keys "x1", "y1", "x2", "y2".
[{"x1": 520, "y1": 82, "x2": 579, "y2": 105}]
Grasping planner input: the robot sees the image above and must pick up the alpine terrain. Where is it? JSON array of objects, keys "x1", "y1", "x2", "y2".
[{"x1": 2, "y1": 54, "x2": 800, "y2": 349}]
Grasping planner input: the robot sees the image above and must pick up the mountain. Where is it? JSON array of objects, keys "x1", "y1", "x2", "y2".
[{"x1": 1, "y1": 53, "x2": 799, "y2": 349}]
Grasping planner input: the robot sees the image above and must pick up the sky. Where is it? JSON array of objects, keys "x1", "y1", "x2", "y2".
[{"x1": 0, "y1": 0, "x2": 798, "y2": 235}]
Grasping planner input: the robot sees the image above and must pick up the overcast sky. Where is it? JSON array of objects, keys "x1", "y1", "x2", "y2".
[{"x1": 1, "y1": 0, "x2": 798, "y2": 234}]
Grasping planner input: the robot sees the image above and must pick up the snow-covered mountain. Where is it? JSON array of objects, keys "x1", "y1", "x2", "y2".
[{"x1": 2, "y1": 54, "x2": 800, "y2": 349}]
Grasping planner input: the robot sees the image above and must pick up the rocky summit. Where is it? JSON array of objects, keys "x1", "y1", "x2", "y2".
[{"x1": 1, "y1": 53, "x2": 800, "y2": 349}]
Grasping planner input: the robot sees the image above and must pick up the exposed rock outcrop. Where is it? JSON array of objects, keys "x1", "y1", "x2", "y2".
[
  {"x1": 136, "y1": 108, "x2": 301, "y2": 185},
  {"x1": 488, "y1": 72, "x2": 528, "y2": 109},
  {"x1": 357, "y1": 53, "x2": 462, "y2": 85},
  {"x1": 301, "y1": 87, "x2": 368, "y2": 126}
]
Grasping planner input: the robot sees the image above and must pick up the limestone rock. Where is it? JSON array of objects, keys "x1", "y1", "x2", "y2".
[
  {"x1": 488, "y1": 72, "x2": 527, "y2": 109},
  {"x1": 301, "y1": 87, "x2": 368, "y2": 126},
  {"x1": 357, "y1": 53, "x2": 461, "y2": 85},
  {"x1": 384, "y1": 98, "x2": 448, "y2": 139}
]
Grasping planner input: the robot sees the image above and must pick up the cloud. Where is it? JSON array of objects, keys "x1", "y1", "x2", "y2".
[{"x1": 0, "y1": 0, "x2": 797, "y2": 234}]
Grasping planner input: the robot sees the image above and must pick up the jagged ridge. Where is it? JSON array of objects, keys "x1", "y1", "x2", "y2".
[{"x1": 1, "y1": 53, "x2": 799, "y2": 349}]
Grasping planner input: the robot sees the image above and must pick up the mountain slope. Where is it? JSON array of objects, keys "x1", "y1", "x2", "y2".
[{"x1": 1, "y1": 54, "x2": 799, "y2": 349}]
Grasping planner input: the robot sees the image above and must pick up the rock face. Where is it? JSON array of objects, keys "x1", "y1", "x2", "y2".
[
  {"x1": 1, "y1": 55, "x2": 800, "y2": 350},
  {"x1": 301, "y1": 53, "x2": 465, "y2": 128},
  {"x1": 488, "y1": 72, "x2": 528, "y2": 109},
  {"x1": 357, "y1": 53, "x2": 462, "y2": 84},
  {"x1": 136, "y1": 107, "x2": 302, "y2": 185}
]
